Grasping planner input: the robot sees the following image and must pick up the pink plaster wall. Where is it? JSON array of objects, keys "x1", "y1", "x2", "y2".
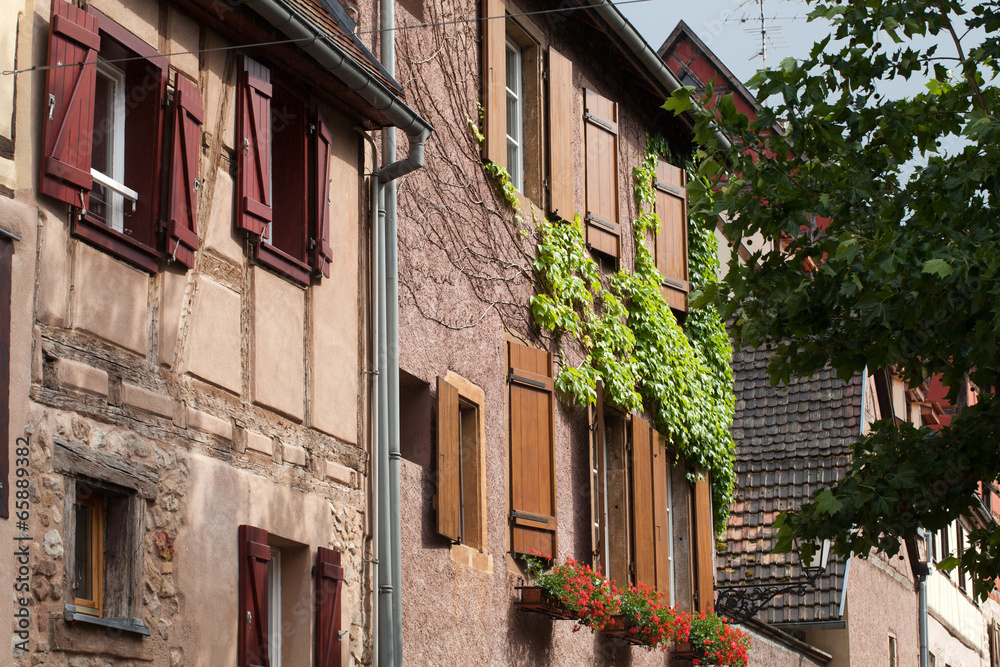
[{"x1": 846, "y1": 556, "x2": 919, "y2": 667}]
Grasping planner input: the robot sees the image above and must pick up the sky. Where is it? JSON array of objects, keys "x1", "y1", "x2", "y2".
[{"x1": 615, "y1": 0, "x2": 832, "y2": 86}]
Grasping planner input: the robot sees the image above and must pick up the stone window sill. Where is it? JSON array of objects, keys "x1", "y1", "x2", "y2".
[{"x1": 65, "y1": 606, "x2": 151, "y2": 636}]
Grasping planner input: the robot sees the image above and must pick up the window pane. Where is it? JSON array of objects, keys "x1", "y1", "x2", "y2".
[{"x1": 74, "y1": 503, "x2": 93, "y2": 601}]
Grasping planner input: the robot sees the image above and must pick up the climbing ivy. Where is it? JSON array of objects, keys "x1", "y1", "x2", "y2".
[
  {"x1": 530, "y1": 139, "x2": 735, "y2": 532},
  {"x1": 469, "y1": 109, "x2": 522, "y2": 220}
]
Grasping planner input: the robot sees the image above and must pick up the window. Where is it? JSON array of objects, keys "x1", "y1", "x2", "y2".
[
  {"x1": 481, "y1": 0, "x2": 544, "y2": 204},
  {"x1": 236, "y1": 56, "x2": 334, "y2": 285},
  {"x1": 238, "y1": 526, "x2": 345, "y2": 667},
  {"x1": 435, "y1": 374, "x2": 486, "y2": 550},
  {"x1": 40, "y1": 0, "x2": 202, "y2": 272},
  {"x1": 583, "y1": 88, "x2": 621, "y2": 261},
  {"x1": 54, "y1": 438, "x2": 154, "y2": 634},
  {"x1": 889, "y1": 635, "x2": 898, "y2": 667},
  {"x1": 651, "y1": 159, "x2": 690, "y2": 313},
  {"x1": 590, "y1": 390, "x2": 673, "y2": 598},
  {"x1": 504, "y1": 38, "x2": 523, "y2": 192},
  {"x1": 507, "y1": 341, "x2": 556, "y2": 557}
]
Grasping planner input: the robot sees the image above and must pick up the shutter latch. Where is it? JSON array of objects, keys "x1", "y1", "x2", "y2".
[
  {"x1": 243, "y1": 138, "x2": 250, "y2": 154},
  {"x1": 246, "y1": 611, "x2": 252, "y2": 627},
  {"x1": 48, "y1": 94, "x2": 56, "y2": 121},
  {"x1": 194, "y1": 177, "x2": 203, "y2": 191}
]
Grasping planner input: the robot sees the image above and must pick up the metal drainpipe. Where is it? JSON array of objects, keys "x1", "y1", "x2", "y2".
[
  {"x1": 379, "y1": 0, "x2": 404, "y2": 664},
  {"x1": 919, "y1": 570, "x2": 929, "y2": 667}
]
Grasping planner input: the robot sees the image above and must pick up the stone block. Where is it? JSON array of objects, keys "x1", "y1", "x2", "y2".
[
  {"x1": 186, "y1": 277, "x2": 242, "y2": 394},
  {"x1": 185, "y1": 407, "x2": 232, "y2": 441},
  {"x1": 158, "y1": 268, "x2": 188, "y2": 368},
  {"x1": 56, "y1": 358, "x2": 108, "y2": 397},
  {"x1": 324, "y1": 459, "x2": 355, "y2": 487},
  {"x1": 73, "y1": 243, "x2": 149, "y2": 355},
  {"x1": 36, "y1": 210, "x2": 70, "y2": 327},
  {"x1": 122, "y1": 383, "x2": 174, "y2": 418},
  {"x1": 202, "y1": 166, "x2": 242, "y2": 266},
  {"x1": 246, "y1": 430, "x2": 273, "y2": 456},
  {"x1": 283, "y1": 443, "x2": 307, "y2": 467},
  {"x1": 252, "y1": 268, "x2": 304, "y2": 421}
]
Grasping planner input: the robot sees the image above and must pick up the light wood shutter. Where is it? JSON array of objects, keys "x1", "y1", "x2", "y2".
[
  {"x1": 310, "y1": 108, "x2": 334, "y2": 278},
  {"x1": 508, "y1": 341, "x2": 556, "y2": 557},
  {"x1": 236, "y1": 56, "x2": 272, "y2": 236},
  {"x1": 652, "y1": 432, "x2": 671, "y2": 597},
  {"x1": 40, "y1": 0, "x2": 100, "y2": 207},
  {"x1": 584, "y1": 88, "x2": 620, "y2": 259},
  {"x1": 547, "y1": 47, "x2": 574, "y2": 219},
  {"x1": 316, "y1": 547, "x2": 345, "y2": 667},
  {"x1": 692, "y1": 474, "x2": 715, "y2": 612},
  {"x1": 166, "y1": 75, "x2": 203, "y2": 269},
  {"x1": 630, "y1": 415, "x2": 655, "y2": 588},
  {"x1": 653, "y1": 160, "x2": 689, "y2": 311},
  {"x1": 436, "y1": 376, "x2": 462, "y2": 542},
  {"x1": 589, "y1": 381, "x2": 606, "y2": 571},
  {"x1": 481, "y1": 0, "x2": 506, "y2": 167},
  {"x1": 238, "y1": 525, "x2": 270, "y2": 667}
]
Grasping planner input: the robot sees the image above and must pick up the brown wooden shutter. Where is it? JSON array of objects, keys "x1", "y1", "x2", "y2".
[
  {"x1": 238, "y1": 525, "x2": 270, "y2": 667},
  {"x1": 547, "y1": 47, "x2": 574, "y2": 219},
  {"x1": 583, "y1": 88, "x2": 620, "y2": 259},
  {"x1": 651, "y1": 431, "x2": 671, "y2": 597},
  {"x1": 0, "y1": 237, "x2": 11, "y2": 519},
  {"x1": 589, "y1": 381, "x2": 606, "y2": 571},
  {"x1": 630, "y1": 415, "x2": 655, "y2": 588},
  {"x1": 436, "y1": 376, "x2": 462, "y2": 542},
  {"x1": 237, "y1": 56, "x2": 272, "y2": 237},
  {"x1": 166, "y1": 75, "x2": 203, "y2": 269},
  {"x1": 692, "y1": 474, "x2": 714, "y2": 612},
  {"x1": 481, "y1": 0, "x2": 506, "y2": 167},
  {"x1": 316, "y1": 547, "x2": 345, "y2": 667},
  {"x1": 508, "y1": 341, "x2": 556, "y2": 557},
  {"x1": 653, "y1": 160, "x2": 689, "y2": 311},
  {"x1": 310, "y1": 108, "x2": 334, "y2": 278},
  {"x1": 39, "y1": 0, "x2": 100, "y2": 207}
]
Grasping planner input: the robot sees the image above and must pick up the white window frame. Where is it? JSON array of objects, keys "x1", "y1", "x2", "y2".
[
  {"x1": 91, "y1": 60, "x2": 137, "y2": 233},
  {"x1": 268, "y1": 548, "x2": 282, "y2": 666},
  {"x1": 505, "y1": 37, "x2": 524, "y2": 192}
]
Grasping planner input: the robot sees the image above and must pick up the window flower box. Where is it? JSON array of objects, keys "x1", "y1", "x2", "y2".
[
  {"x1": 514, "y1": 585, "x2": 577, "y2": 620},
  {"x1": 601, "y1": 614, "x2": 649, "y2": 646}
]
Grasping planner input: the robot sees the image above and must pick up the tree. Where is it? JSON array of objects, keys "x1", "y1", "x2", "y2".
[{"x1": 666, "y1": 0, "x2": 1000, "y2": 598}]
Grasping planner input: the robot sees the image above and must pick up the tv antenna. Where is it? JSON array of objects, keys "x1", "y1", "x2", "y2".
[{"x1": 726, "y1": 0, "x2": 803, "y2": 67}]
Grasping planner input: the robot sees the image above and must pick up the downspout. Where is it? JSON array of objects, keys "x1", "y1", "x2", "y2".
[{"x1": 580, "y1": 0, "x2": 733, "y2": 152}]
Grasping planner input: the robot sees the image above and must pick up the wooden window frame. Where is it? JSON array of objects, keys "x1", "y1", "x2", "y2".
[
  {"x1": 435, "y1": 373, "x2": 487, "y2": 552},
  {"x1": 55, "y1": 438, "x2": 155, "y2": 635},
  {"x1": 72, "y1": 490, "x2": 104, "y2": 616},
  {"x1": 505, "y1": 36, "x2": 524, "y2": 192},
  {"x1": 237, "y1": 56, "x2": 335, "y2": 285}
]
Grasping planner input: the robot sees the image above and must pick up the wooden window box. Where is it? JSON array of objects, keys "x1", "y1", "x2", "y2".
[{"x1": 513, "y1": 586, "x2": 576, "y2": 621}]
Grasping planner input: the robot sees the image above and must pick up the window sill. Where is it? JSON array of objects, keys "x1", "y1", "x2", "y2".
[
  {"x1": 72, "y1": 214, "x2": 161, "y2": 274},
  {"x1": 64, "y1": 606, "x2": 152, "y2": 636},
  {"x1": 255, "y1": 240, "x2": 313, "y2": 286},
  {"x1": 449, "y1": 543, "x2": 493, "y2": 573}
]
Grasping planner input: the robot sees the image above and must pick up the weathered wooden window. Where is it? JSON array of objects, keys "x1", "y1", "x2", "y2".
[
  {"x1": 435, "y1": 375, "x2": 485, "y2": 550},
  {"x1": 40, "y1": 0, "x2": 202, "y2": 272},
  {"x1": 691, "y1": 472, "x2": 715, "y2": 613},
  {"x1": 583, "y1": 88, "x2": 620, "y2": 260},
  {"x1": 508, "y1": 341, "x2": 556, "y2": 557},
  {"x1": 55, "y1": 438, "x2": 155, "y2": 634},
  {"x1": 591, "y1": 401, "x2": 673, "y2": 597},
  {"x1": 237, "y1": 56, "x2": 334, "y2": 285},
  {"x1": 652, "y1": 160, "x2": 690, "y2": 312}
]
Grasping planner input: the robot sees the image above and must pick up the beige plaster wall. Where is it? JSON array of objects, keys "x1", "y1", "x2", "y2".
[
  {"x1": 252, "y1": 268, "x2": 306, "y2": 421},
  {"x1": 746, "y1": 627, "x2": 828, "y2": 667},
  {"x1": 846, "y1": 556, "x2": 919, "y2": 667},
  {"x1": 927, "y1": 566, "x2": 987, "y2": 652}
]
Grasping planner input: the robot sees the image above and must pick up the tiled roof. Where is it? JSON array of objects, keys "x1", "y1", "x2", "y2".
[{"x1": 718, "y1": 345, "x2": 863, "y2": 624}]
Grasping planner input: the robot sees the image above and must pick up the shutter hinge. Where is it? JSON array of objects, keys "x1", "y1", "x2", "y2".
[
  {"x1": 583, "y1": 112, "x2": 614, "y2": 133},
  {"x1": 585, "y1": 212, "x2": 616, "y2": 232}
]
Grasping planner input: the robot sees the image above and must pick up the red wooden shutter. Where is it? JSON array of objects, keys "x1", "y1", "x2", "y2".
[
  {"x1": 630, "y1": 415, "x2": 655, "y2": 588},
  {"x1": 584, "y1": 88, "x2": 619, "y2": 259},
  {"x1": 166, "y1": 75, "x2": 204, "y2": 269},
  {"x1": 547, "y1": 47, "x2": 574, "y2": 219},
  {"x1": 436, "y1": 376, "x2": 462, "y2": 542},
  {"x1": 653, "y1": 160, "x2": 689, "y2": 311},
  {"x1": 316, "y1": 547, "x2": 345, "y2": 667},
  {"x1": 39, "y1": 0, "x2": 100, "y2": 207},
  {"x1": 692, "y1": 474, "x2": 714, "y2": 612},
  {"x1": 310, "y1": 108, "x2": 334, "y2": 278},
  {"x1": 238, "y1": 525, "x2": 270, "y2": 667},
  {"x1": 651, "y1": 431, "x2": 671, "y2": 597},
  {"x1": 237, "y1": 56, "x2": 272, "y2": 236},
  {"x1": 508, "y1": 341, "x2": 556, "y2": 557},
  {"x1": 481, "y1": 0, "x2": 506, "y2": 166}
]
